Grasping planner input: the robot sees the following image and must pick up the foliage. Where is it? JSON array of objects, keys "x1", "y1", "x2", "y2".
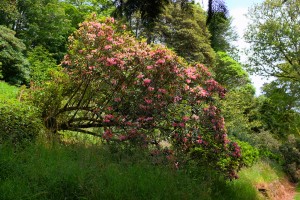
[
  {"x1": 0, "y1": 81, "x2": 19, "y2": 99},
  {"x1": 14, "y1": 0, "x2": 74, "y2": 61},
  {"x1": 153, "y1": 3, "x2": 215, "y2": 65},
  {"x1": 0, "y1": 95, "x2": 42, "y2": 145},
  {"x1": 280, "y1": 135, "x2": 300, "y2": 182},
  {"x1": 113, "y1": 0, "x2": 170, "y2": 43},
  {"x1": 208, "y1": 14, "x2": 237, "y2": 54},
  {"x1": 221, "y1": 84, "x2": 262, "y2": 137},
  {"x1": 236, "y1": 141, "x2": 259, "y2": 168},
  {"x1": 27, "y1": 46, "x2": 58, "y2": 85},
  {"x1": 260, "y1": 80, "x2": 300, "y2": 137},
  {"x1": 245, "y1": 0, "x2": 300, "y2": 82},
  {"x1": 0, "y1": 25, "x2": 28, "y2": 85},
  {"x1": 63, "y1": 0, "x2": 114, "y2": 29},
  {"x1": 0, "y1": 141, "x2": 264, "y2": 200},
  {"x1": 27, "y1": 16, "x2": 243, "y2": 178},
  {"x1": 0, "y1": 0, "x2": 19, "y2": 28},
  {"x1": 214, "y1": 51, "x2": 250, "y2": 89}
]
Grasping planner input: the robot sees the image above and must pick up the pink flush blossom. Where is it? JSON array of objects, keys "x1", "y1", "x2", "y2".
[
  {"x1": 137, "y1": 73, "x2": 144, "y2": 79},
  {"x1": 146, "y1": 65, "x2": 153, "y2": 70},
  {"x1": 182, "y1": 116, "x2": 189, "y2": 122},
  {"x1": 148, "y1": 87, "x2": 154, "y2": 91},
  {"x1": 104, "y1": 45, "x2": 112, "y2": 50},
  {"x1": 144, "y1": 98, "x2": 153, "y2": 104},
  {"x1": 158, "y1": 88, "x2": 166, "y2": 94},
  {"x1": 143, "y1": 78, "x2": 151, "y2": 85},
  {"x1": 156, "y1": 59, "x2": 165, "y2": 64}
]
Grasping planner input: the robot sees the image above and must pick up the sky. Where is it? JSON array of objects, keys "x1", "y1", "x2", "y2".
[{"x1": 196, "y1": 0, "x2": 267, "y2": 95}]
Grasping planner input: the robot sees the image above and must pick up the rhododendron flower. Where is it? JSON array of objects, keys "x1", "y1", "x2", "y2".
[
  {"x1": 104, "y1": 45, "x2": 112, "y2": 50},
  {"x1": 114, "y1": 97, "x2": 121, "y2": 102},
  {"x1": 103, "y1": 129, "x2": 113, "y2": 140},
  {"x1": 148, "y1": 87, "x2": 154, "y2": 91},
  {"x1": 179, "y1": 122, "x2": 185, "y2": 128},
  {"x1": 156, "y1": 59, "x2": 165, "y2": 64},
  {"x1": 88, "y1": 66, "x2": 95, "y2": 70},
  {"x1": 106, "y1": 58, "x2": 117, "y2": 66},
  {"x1": 119, "y1": 135, "x2": 127, "y2": 141},
  {"x1": 196, "y1": 139, "x2": 203, "y2": 144},
  {"x1": 174, "y1": 96, "x2": 182, "y2": 102},
  {"x1": 137, "y1": 73, "x2": 144, "y2": 79},
  {"x1": 146, "y1": 65, "x2": 153, "y2": 70},
  {"x1": 106, "y1": 17, "x2": 115, "y2": 23},
  {"x1": 144, "y1": 98, "x2": 153, "y2": 104},
  {"x1": 143, "y1": 78, "x2": 151, "y2": 85},
  {"x1": 191, "y1": 114, "x2": 199, "y2": 120},
  {"x1": 182, "y1": 116, "x2": 189, "y2": 122},
  {"x1": 183, "y1": 137, "x2": 188, "y2": 143},
  {"x1": 158, "y1": 88, "x2": 166, "y2": 94}
]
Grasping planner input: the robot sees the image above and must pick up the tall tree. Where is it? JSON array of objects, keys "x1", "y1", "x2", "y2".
[
  {"x1": 113, "y1": 0, "x2": 170, "y2": 43},
  {"x1": 0, "y1": 25, "x2": 28, "y2": 85},
  {"x1": 245, "y1": 0, "x2": 300, "y2": 82},
  {"x1": 153, "y1": 2, "x2": 215, "y2": 65}
]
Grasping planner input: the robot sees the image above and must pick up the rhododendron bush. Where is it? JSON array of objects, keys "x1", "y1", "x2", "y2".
[{"x1": 30, "y1": 16, "x2": 242, "y2": 178}]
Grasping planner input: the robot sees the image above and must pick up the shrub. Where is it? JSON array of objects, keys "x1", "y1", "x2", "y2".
[
  {"x1": 280, "y1": 135, "x2": 300, "y2": 182},
  {"x1": 0, "y1": 97, "x2": 43, "y2": 144},
  {"x1": 28, "y1": 16, "x2": 243, "y2": 178},
  {"x1": 236, "y1": 141, "x2": 259, "y2": 167}
]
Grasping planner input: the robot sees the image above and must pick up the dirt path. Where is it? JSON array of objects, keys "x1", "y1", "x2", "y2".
[{"x1": 256, "y1": 178, "x2": 297, "y2": 200}]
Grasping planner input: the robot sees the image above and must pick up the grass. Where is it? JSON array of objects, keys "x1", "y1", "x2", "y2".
[
  {"x1": 0, "y1": 81, "x2": 19, "y2": 99},
  {"x1": 295, "y1": 184, "x2": 300, "y2": 200},
  {"x1": 0, "y1": 140, "x2": 267, "y2": 200},
  {"x1": 0, "y1": 142, "x2": 209, "y2": 200},
  {"x1": 0, "y1": 80, "x2": 288, "y2": 200}
]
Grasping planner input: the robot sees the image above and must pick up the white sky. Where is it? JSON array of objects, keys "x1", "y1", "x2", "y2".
[{"x1": 196, "y1": 0, "x2": 267, "y2": 95}]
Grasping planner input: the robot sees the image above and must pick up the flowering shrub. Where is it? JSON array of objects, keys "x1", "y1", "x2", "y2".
[{"x1": 31, "y1": 16, "x2": 242, "y2": 178}]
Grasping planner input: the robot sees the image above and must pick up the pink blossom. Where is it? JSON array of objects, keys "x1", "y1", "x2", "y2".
[
  {"x1": 107, "y1": 106, "x2": 113, "y2": 111},
  {"x1": 186, "y1": 79, "x2": 191, "y2": 84},
  {"x1": 156, "y1": 59, "x2": 165, "y2": 64},
  {"x1": 158, "y1": 88, "x2": 166, "y2": 94},
  {"x1": 146, "y1": 65, "x2": 153, "y2": 70},
  {"x1": 144, "y1": 98, "x2": 153, "y2": 104},
  {"x1": 179, "y1": 122, "x2": 185, "y2": 128},
  {"x1": 106, "y1": 17, "x2": 115, "y2": 23},
  {"x1": 104, "y1": 45, "x2": 112, "y2": 50},
  {"x1": 114, "y1": 97, "x2": 121, "y2": 102},
  {"x1": 148, "y1": 87, "x2": 154, "y2": 91},
  {"x1": 183, "y1": 137, "x2": 188, "y2": 143},
  {"x1": 103, "y1": 129, "x2": 113, "y2": 140},
  {"x1": 184, "y1": 85, "x2": 190, "y2": 91},
  {"x1": 191, "y1": 114, "x2": 199, "y2": 120},
  {"x1": 143, "y1": 78, "x2": 151, "y2": 85},
  {"x1": 119, "y1": 135, "x2": 127, "y2": 141},
  {"x1": 97, "y1": 31, "x2": 104, "y2": 37},
  {"x1": 182, "y1": 116, "x2": 189, "y2": 122},
  {"x1": 196, "y1": 139, "x2": 203, "y2": 144},
  {"x1": 88, "y1": 66, "x2": 95, "y2": 70},
  {"x1": 137, "y1": 73, "x2": 144, "y2": 79},
  {"x1": 86, "y1": 54, "x2": 93, "y2": 60},
  {"x1": 174, "y1": 96, "x2": 182, "y2": 102},
  {"x1": 106, "y1": 58, "x2": 117, "y2": 66}
]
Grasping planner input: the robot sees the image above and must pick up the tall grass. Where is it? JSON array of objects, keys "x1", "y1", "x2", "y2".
[{"x1": 0, "y1": 140, "x2": 266, "y2": 200}]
